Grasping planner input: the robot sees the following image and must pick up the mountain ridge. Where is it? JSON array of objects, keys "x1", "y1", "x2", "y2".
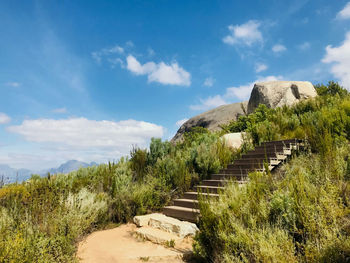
[{"x1": 0, "y1": 160, "x2": 98, "y2": 184}]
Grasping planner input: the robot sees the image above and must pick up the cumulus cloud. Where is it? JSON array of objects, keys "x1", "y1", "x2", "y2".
[
  {"x1": 272, "y1": 44, "x2": 287, "y2": 53},
  {"x1": 190, "y1": 95, "x2": 227, "y2": 111},
  {"x1": 176, "y1": 118, "x2": 189, "y2": 127},
  {"x1": 255, "y1": 63, "x2": 268, "y2": 73},
  {"x1": 7, "y1": 118, "x2": 164, "y2": 154},
  {"x1": 223, "y1": 20, "x2": 263, "y2": 46},
  {"x1": 0, "y1": 113, "x2": 11, "y2": 124},
  {"x1": 126, "y1": 55, "x2": 191, "y2": 86},
  {"x1": 203, "y1": 77, "x2": 214, "y2": 87},
  {"x1": 337, "y1": 2, "x2": 350, "y2": 20},
  {"x1": 322, "y1": 31, "x2": 350, "y2": 90}
]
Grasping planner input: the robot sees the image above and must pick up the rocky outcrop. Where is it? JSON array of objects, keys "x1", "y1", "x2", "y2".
[
  {"x1": 171, "y1": 81, "x2": 316, "y2": 143},
  {"x1": 172, "y1": 101, "x2": 248, "y2": 143},
  {"x1": 221, "y1": 132, "x2": 246, "y2": 149},
  {"x1": 247, "y1": 81, "x2": 317, "y2": 114}
]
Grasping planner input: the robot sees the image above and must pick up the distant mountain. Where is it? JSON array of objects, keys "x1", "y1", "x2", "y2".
[
  {"x1": 0, "y1": 164, "x2": 32, "y2": 184},
  {"x1": 43, "y1": 160, "x2": 98, "y2": 175},
  {"x1": 0, "y1": 160, "x2": 98, "y2": 184}
]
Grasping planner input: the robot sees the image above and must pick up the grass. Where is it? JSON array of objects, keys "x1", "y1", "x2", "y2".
[{"x1": 194, "y1": 82, "x2": 350, "y2": 262}]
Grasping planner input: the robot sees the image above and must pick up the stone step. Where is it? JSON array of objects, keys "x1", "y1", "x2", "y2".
[
  {"x1": 162, "y1": 206, "x2": 200, "y2": 223},
  {"x1": 133, "y1": 213, "x2": 198, "y2": 238},
  {"x1": 260, "y1": 139, "x2": 301, "y2": 146},
  {"x1": 248, "y1": 147, "x2": 291, "y2": 154},
  {"x1": 249, "y1": 148, "x2": 292, "y2": 155},
  {"x1": 219, "y1": 168, "x2": 251, "y2": 174},
  {"x1": 254, "y1": 144, "x2": 291, "y2": 150},
  {"x1": 211, "y1": 173, "x2": 247, "y2": 180},
  {"x1": 228, "y1": 161, "x2": 275, "y2": 168},
  {"x1": 162, "y1": 138, "x2": 304, "y2": 222},
  {"x1": 242, "y1": 152, "x2": 287, "y2": 160},
  {"x1": 173, "y1": 199, "x2": 199, "y2": 209},
  {"x1": 183, "y1": 191, "x2": 219, "y2": 200},
  {"x1": 233, "y1": 158, "x2": 281, "y2": 166},
  {"x1": 258, "y1": 142, "x2": 295, "y2": 148},
  {"x1": 219, "y1": 167, "x2": 266, "y2": 174},
  {"x1": 201, "y1": 179, "x2": 229, "y2": 186},
  {"x1": 228, "y1": 163, "x2": 275, "y2": 170},
  {"x1": 135, "y1": 226, "x2": 182, "y2": 245},
  {"x1": 194, "y1": 185, "x2": 225, "y2": 194},
  {"x1": 242, "y1": 151, "x2": 281, "y2": 157},
  {"x1": 249, "y1": 146, "x2": 290, "y2": 152}
]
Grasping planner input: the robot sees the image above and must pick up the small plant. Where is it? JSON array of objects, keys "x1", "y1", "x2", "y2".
[{"x1": 165, "y1": 239, "x2": 175, "y2": 248}]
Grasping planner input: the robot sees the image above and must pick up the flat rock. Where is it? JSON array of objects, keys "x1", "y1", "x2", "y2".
[
  {"x1": 133, "y1": 213, "x2": 199, "y2": 238},
  {"x1": 135, "y1": 227, "x2": 181, "y2": 245},
  {"x1": 133, "y1": 214, "x2": 153, "y2": 227},
  {"x1": 247, "y1": 81, "x2": 317, "y2": 114}
]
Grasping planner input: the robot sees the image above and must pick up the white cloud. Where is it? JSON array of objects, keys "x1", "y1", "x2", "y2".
[
  {"x1": 92, "y1": 44, "x2": 125, "y2": 64},
  {"x1": 337, "y1": 2, "x2": 350, "y2": 20},
  {"x1": 203, "y1": 77, "x2": 214, "y2": 87},
  {"x1": 52, "y1": 107, "x2": 67, "y2": 114},
  {"x1": 272, "y1": 44, "x2": 287, "y2": 53},
  {"x1": 176, "y1": 118, "x2": 189, "y2": 127},
  {"x1": 190, "y1": 95, "x2": 227, "y2": 111},
  {"x1": 7, "y1": 118, "x2": 164, "y2": 164},
  {"x1": 4, "y1": 82, "x2": 21, "y2": 87},
  {"x1": 255, "y1": 63, "x2": 268, "y2": 73},
  {"x1": 226, "y1": 75, "x2": 282, "y2": 100},
  {"x1": 297, "y1": 42, "x2": 310, "y2": 50},
  {"x1": 0, "y1": 113, "x2": 11, "y2": 124},
  {"x1": 223, "y1": 20, "x2": 263, "y2": 46},
  {"x1": 322, "y1": 31, "x2": 350, "y2": 90},
  {"x1": 108, "y1": 58, "x2": 125, "y2": 68},
  {"x1": 126, "y1": 55, "x2": 191, "y2": 86},
  {"x1": 126, "y1": 55, "x2": 154, "y2": 75}
]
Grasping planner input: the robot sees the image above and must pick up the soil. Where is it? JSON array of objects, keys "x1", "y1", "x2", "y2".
[{"x1": 76, "y1": 223, "x2": 193, "y2": 263}]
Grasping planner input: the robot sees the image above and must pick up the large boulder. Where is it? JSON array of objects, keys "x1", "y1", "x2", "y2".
[
  {"x1": 221, "y1": 132, "x2": 245, "y2": 149},
  {"x1": 247, "y1": 81, "x2": 317, "y2": 114},
  {"x1": 172, "y1": 101, "x2": 248, "y2": 143}
]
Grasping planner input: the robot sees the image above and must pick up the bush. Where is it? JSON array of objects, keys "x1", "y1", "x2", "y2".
[{"x1": 194, "y1": 146, "x2": 350, "y2": 262}]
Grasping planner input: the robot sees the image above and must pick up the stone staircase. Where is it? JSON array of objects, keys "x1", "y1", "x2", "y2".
[{"x1": 163, "y1": 138, "x2": 304, "y2": 223}]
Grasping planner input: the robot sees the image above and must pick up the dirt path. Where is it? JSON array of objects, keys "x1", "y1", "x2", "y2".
[{"x1": 76, "y1": 224, "x2": 192, "y2": 263}]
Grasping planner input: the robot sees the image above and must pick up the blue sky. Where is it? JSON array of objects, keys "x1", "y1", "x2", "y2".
[{"x1": 1, "y1": 0, "x2": 350, "y2": 170}]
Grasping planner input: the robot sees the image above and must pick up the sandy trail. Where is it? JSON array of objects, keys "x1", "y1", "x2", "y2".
[{"x1": 76, "y1": 223, "x2": 191, "y2": 263}]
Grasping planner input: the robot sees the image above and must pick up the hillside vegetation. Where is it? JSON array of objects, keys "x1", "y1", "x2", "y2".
[
  {"x1": 194, "y1": 82, "x2": 350, "y2": 262},
  {"x1": 0, "y1": 82, "x2": 349, "y2": 262},
  {"x1": 0, "y1": 118, "x2": 237, "y2": 262}
]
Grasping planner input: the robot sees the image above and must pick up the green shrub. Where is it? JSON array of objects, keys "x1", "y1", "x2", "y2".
[{"x1": 194, "y1": 145, "x2": 350, "y2": 262}]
